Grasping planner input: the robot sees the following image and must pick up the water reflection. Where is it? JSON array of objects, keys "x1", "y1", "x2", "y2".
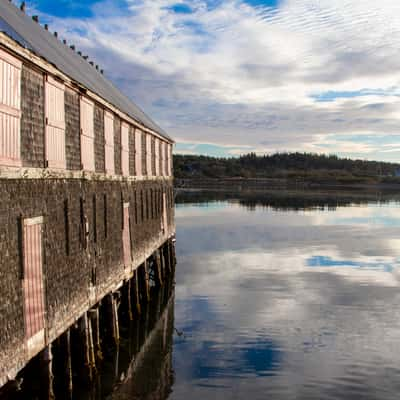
[
  {"x1": 171, "y1": 189, "x2": 400, "y2": 400},
  {"x1": 76, "y1": 281, "x2": 175, "y2": 400}
]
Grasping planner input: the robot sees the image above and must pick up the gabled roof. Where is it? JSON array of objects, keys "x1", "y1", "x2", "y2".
[{"x1": 0, "y1": 0, "x2": 171, "y2": 141}]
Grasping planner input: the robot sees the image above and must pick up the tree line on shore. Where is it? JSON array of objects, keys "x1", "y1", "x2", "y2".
[{"x1": 174, "y1": 153, "x2": 400, "y2": 184}]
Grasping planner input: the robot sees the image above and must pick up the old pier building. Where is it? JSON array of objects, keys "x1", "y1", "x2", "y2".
[{"x1": 0, "y1": 0, "x2": 176, "y2": 396}]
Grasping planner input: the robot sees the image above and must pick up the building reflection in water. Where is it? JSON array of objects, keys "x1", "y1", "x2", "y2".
[{"x1": 71, "y1": 277, "x2": 175, "y2": 400}]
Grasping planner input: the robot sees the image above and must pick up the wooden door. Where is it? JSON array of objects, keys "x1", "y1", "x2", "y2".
[{"x1": 23, "y1": 217, "x2": 45, "y2": 353}]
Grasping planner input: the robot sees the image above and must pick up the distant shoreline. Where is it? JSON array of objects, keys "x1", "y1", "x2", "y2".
[{"x1": 175, "y1": 177, "x2": 400, "y2": 192}]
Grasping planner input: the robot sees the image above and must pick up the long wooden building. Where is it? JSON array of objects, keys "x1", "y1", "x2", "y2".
[{"x1": 0, "y1": 0, "x2": 175, "y2": 393}]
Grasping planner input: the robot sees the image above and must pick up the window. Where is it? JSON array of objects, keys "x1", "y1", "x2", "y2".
[
  {"x1": 80, "y1": 96, "x2": 95, "y2": 171},
  {"x1": 45, "y1": 76, "x2": 66, "y2": 169},
  {"x1": 104, "y1": 111, "x2": 114, "y2": 174},
  {"x1": 121, "y1": 122, "x2": 129, "y2": 176},
  {"x1": 0, "y1": 48, "x2": 22, "y2": 167}
]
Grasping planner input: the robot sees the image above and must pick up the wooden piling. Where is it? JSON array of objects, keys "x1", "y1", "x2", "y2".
[
  {"x1": 132, "y1": 269, "x2": 141, "y2": 315},
  {"x1": 40, "y1": 344, "x2": 55, "y2": 399},
  {"x1": 142, "y1": 261, "x2": 150, "y2": 302},
  {"x1": 88, "y1": 308, "x2": 102, "y2": 363},
  {"x1": 160, "y1": 244, "x2": 167, "y2": 278},
  {"x1": 60, "y1": 329, "x2": 73, "y2": 397},
  {"x1": 127, "y1": 279, "x2": 134, "y2": 321},
  {"x1": 79, "y1": 313, "x2": 94, "y2": 382},
  {"x1": 154, "y1": 250, "x2": 163, "y2": 287},
  {"x1": 110, "y1": 293, "x2": 120, "y2": 345}
]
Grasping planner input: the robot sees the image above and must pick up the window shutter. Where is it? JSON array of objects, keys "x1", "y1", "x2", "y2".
[
  {"x1": 45, "y1": 76, "x2": 66, "y2": 169},
  {"x1": 146, "y1": 134, "x2": 152, "y2": 176},
  {"x1": 121, "y1": 122, "x2": 129, "y2": 176},
  {"x1": 80, "y1": 97, "x2": 95, "y2": 171},
  {"x1": 104, "y1": 111, "x2": 114, "y2": 174},
  {"x1": 155, "y1": 137, "x2": 159, "y2": 176},
  {"x1": 135, "y1": 129, "x2": 142, "y2": 176},
  {"x1": 0, "y1": 49, "x2": 21, "y2": 167}
]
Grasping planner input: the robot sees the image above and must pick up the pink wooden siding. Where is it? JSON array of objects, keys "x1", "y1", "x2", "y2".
[
  {"x1": 121, "y1": 122, "x2": 129, "y2": 176},
  {"x1": 45, "y1": 76, "x2": 66, "y2": 169},
  {"x1": 154, "y1": 137, "x2": 160, "y2": 176},
  {"x1": 23, "y1": 217, "x2": 45, "y2": 340},
  {"x1": 0, "y1": 48, "x2": 21, "y2": 167},
  {"x1": 104, "y1": 111, "x2": 114, "y2": 174},
  {"x1": 80, "y1": 97, "x2": 95, "y2": 171},
  {"x1": 135, "y1": 129, "x2": 142, "y2": 176},
  {"x1": 122, "y1": 203, "x2": 131, "y2": 266},
  {"x1": 146, "y1": 134, "x2": 152, "y2": 176}
]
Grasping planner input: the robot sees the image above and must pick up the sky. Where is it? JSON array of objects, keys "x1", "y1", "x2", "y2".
[{"x1": 24, "y1": 0, "x2": 400, "y2": 161}]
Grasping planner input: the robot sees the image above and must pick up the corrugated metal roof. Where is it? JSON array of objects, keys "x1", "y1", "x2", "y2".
[{"x1": 0, "y1": 0, "x2": 171, "y2": 140}]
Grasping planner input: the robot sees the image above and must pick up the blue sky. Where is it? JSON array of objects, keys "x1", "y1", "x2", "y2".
[{"x1": 26, "y1": 0, "x2": 400, "y2": 161}]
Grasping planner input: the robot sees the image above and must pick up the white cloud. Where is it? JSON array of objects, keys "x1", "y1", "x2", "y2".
[{"x1": 37, "y1": 0, "x2": 400, "y2": 159}]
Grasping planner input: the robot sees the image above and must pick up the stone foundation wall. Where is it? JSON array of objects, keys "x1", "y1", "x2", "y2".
[{"x1": 0, "y1": 177, "x2": 174, "y2": 386}]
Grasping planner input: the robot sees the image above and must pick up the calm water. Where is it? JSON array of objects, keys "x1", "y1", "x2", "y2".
[
  {"x1": 12, "y1": 189, "x2": 400, "y2": 400},
  {"x1": 168, "y1": 190, "x2": 400, "y2": 400}
]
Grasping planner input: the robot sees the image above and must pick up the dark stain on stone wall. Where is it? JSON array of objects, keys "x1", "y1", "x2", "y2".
[
  {"x1": 21, "y1": 64, "x2": 45, "y2": 168},
  {"x1": 65, "y1": 88, "x2": 81, "y2": 170}
]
